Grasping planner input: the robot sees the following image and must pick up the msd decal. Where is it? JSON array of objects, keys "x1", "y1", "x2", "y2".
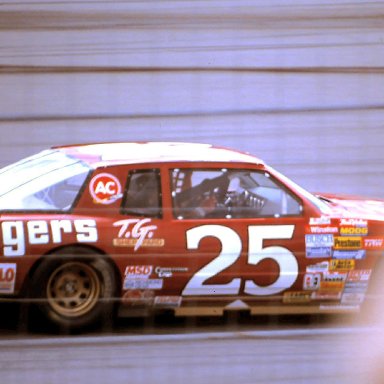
[
  {"x1": 124, "y1": 265, "x2": 153, "y2": 279},
  {"x1": 1, "y1": 220, "x2": 98, "y2": 257},
  {"x1": 89, "y1": 173, "x2": 122, "y2": 205},
  {"x1": 123, "y1": 265, "x2": 162, "y2": 290}
]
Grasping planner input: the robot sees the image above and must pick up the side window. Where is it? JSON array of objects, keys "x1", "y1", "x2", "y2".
[
  {"x1": 122, "y1": 169, "x2": 162, "y2": 217},
  {"x1": 170, "y1": 168, "x2": 302, "y2": 219}
]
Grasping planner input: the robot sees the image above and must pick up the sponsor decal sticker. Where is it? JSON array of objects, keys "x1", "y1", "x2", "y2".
[
  {"x1": 283, "y1": 291, "x2": 311, "y2": 303},
  {"x1": 333, "y1": 249, "x2": 366, "y2": 259},
  {"x1": 363, "y1": 238, "x2": 384, "y2": 249},
  {"x1": 340, "y1": 227, "x2": 368, "y2": 236},
  {"x1": 303, "y1": 273, "x2": 321, "y2": 290},
  {"x1": 113, "y1": 218, "x2": 165, "y2": 251},
  {"x1": 155, "y1": 267, "x2": 189, "y2": 278},
  {"x1": 305, "y1": 234, "x2": 334, "y2": 247},
  {"x1": 89, "y1": 173, "x2": 122, "y2": 205},
  {"x1": 124, "y1": 265, "x2": 153, "y2": 279},
  {"x1": 305, "y1": 234, "x2": 333, "y2": 258},
  {"x1": 312, "y1": 291, "x2": 342, "y2": 301},
  {"x1": 320, "y1": 304, "x2": 360, "y2": 311},
  {"x1": 306, "y1": 261, "x2": 329, "y2": 274},
  {"x1": 320, "y1": 281, "x2": 344, "y2": 291},
  {"x1": 154, "y1": 296, "x2": 182, "y2": 308},
  {"x1": 341, "y1": 293, "x2": 365, "y2": 305},
  {"x1": 340, "y1": 218, "x2": 367, "y2": 227},
  {"x1": 122, "y1": 290, "x2": 154, "y2": 306},
  {"x1": 124, "y1": 278, "x2": 163, "y2": 290},
  {"x1": 333, "y1": 237, "x2": 362, "y2": 250},
  {"x1": 320, "y1": 272, "x2": 347, "y2": 291},
  {"x1": 330, "y1": 259, "x2": 355, "y2": 271},
  {"x1": 308, "y1": 226, "x2": 338, "y2": 234},
  {"x1": 347, "y1": 269, "x2": 371, "y2": 282},
  {"x1": 309, "y1": 217, "x2": 331, "y2": 225},
  {"x1": 306, "y1": 247, "x2": 332, "y2": 258},
  {"x1": 323, "y1": 271, "x2": 347, "y2": 282},
  {"x1": 0, "y1": 263, "x2": 16, "y2": 294},
  {"x1": 343, "y1": 281, "x2": 369, "y2": 293}
]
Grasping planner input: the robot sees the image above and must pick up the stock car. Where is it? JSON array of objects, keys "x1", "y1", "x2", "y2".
[{"x1": 0, "y1": 141, "x2": 383, "y2": 330}]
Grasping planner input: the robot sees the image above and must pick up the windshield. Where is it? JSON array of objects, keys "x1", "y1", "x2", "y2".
[
  {"x1": 0, "y1": 150, "x2": 91, "y2": 211},
  {"x1": 269, "y1": 167, "x2": 333, "y2": 214}
]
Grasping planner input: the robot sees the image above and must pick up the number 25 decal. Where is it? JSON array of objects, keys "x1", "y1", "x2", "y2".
[{"x1": 182, "y1": 225, "x2": 298, "y2": 296}]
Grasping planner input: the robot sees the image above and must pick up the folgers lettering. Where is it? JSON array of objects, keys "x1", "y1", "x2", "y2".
[{"x1": 1, "y1": 220, "x2": 98, "y2": 257}]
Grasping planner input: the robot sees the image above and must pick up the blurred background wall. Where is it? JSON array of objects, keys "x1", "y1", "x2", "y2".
[{"x1": 0, "y1": 0, "x2": 383, "y2": 197}]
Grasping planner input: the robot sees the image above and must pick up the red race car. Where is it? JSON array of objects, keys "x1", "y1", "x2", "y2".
[{"x1": 0, "y1": 142, "x2": 383, "y2": 330}]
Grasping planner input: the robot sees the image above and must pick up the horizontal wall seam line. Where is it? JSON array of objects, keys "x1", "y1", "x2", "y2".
[{"x1": 0, "y1": 65, "x2": 384, "y2": 74}]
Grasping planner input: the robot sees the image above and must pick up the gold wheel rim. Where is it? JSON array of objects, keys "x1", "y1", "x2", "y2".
[{"x1": 47, "y1": 262, "x2": 101, "y2": 318}]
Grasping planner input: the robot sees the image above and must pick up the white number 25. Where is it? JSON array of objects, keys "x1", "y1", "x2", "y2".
[{"x1": 182, "y1": 225, "x2": 298, "y2": 296}]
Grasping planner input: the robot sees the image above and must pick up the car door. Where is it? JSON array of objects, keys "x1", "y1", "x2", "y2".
[{"x1": 164, "y1": 164, "x2": 309, "y2": 314}]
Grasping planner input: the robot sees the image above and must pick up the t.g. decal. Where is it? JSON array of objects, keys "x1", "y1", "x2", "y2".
[
  {"x1": 89, "y1": 173, "x2": 122, "y2": 205},
  {"x1": 113, "y1": 218, "x2": 165, "y2": 251}
]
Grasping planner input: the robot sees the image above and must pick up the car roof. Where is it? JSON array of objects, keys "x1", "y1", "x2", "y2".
[{"x1": 54, "y1": 142, "x2": 264, "y2": 167}]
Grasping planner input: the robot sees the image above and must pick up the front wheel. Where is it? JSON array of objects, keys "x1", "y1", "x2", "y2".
[{"x1": 31, "y1": 250, "x2": 117, "y2": 331}]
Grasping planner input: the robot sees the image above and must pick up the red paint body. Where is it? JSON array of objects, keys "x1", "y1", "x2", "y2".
[{"x1": 1, "y1": 142, "x2": 383, "y2": 317}]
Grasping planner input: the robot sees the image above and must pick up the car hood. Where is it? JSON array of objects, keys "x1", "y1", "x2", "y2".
[{"x1": 315, "y1": 192, "x2": 384, "y2": 222}]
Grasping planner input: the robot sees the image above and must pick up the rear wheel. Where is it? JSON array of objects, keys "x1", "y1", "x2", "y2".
[{"x1": 31, "y1": 249, "x2": 117, "y2": 331}]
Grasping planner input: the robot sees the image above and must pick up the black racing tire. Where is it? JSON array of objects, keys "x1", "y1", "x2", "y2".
[{"x1": 31, "y1": 248, "x2": 117, "y2": 331}]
